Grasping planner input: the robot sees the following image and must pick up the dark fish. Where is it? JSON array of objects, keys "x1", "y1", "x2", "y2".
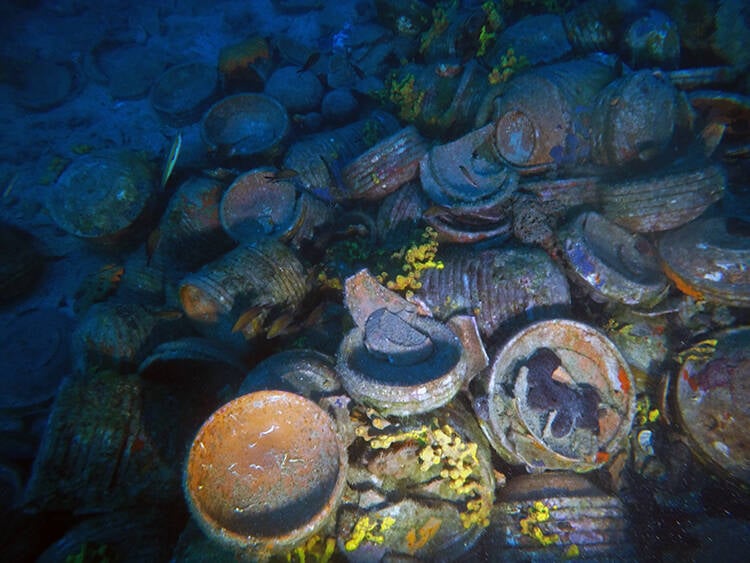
[
  {"x1": 350, "y1": 61, "x2": 366, "y2": 79},
  {"x1": 274, "y1": 168, "x2": 299, "y2": 181},
  {"x1": 298, "y1": 52, "x2": 321, "y2": 74},
  {"x1": 145, "y1": 228, "x2": 161, "y2": 266},
  {"x1": 265, "y1": 310, "x2": 298, "y2": 339},
  {"x1": 232, "y1": 305, "x2": 268, "y2": 337},
  {"x1": 699, "y1": 121, "x2": 726, "y2": 158},
  {"x1": 263, "y1": 168, "x2": 300, "y2": 183},
  {"x1": 423, "y1": 205, "x2": 452, "y2": 219},
  {"x1": 153, "y1": 309, "x2": 184, "y2": 321},
  {"x1": 319, "y1": 155, "x2": 346, "y2": 200},
  {"x1": 201, "y1": 167, "x2": 240, "y2": 181},
  {"x1": 302, "y1": 301, "x2": 326, "y2": 328}
]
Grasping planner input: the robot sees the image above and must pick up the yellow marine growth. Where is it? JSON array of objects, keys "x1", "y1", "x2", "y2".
[
  {"x1": 419, "y1": 1, "x2": 455, "y2": 54},
  {"x1": 285, "y1": 534, "x2": 336, "y2": 563},
  {"x1": 476, "y1": 25, "x2": 496, "y2": 57},
  {"x1": 635, "y1": 395, "x2": 660, "y2": 427},
  {"x1": 482, "y1": 1, "x2": 504, "y2": 31},
  {"x1": 488, "y1": 47, "x2": 528, "y2": 85},
  {"x1": 476, "y1": 2, "x2": 504, "y2": 57},
  {"x1": 356, "y1": 415, "x2": 492, "y2": 531},
  {"x1": 520, "y1": 501, "x2": 560, "y2": 547},
  {"x1": 344, "y1": 515, "x2": 396, "y2": 551},
  {"x1": 317, "y1": 270, "x2": 343, "y2": 292},
  {"x1": 385, "y1": 73, "x2": 426, "y2": 123},
  {"x1": 384, "y1": 226, "x2": 443, "y2": 298}
]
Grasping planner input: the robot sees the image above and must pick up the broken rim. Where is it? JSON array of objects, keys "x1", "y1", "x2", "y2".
[{"x1": 337, "y1": 308, "x2": 469, "y2": 417}]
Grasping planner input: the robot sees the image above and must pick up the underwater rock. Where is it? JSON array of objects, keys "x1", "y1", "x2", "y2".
[
  {"x1": 150, "y1": 62, "x2": 219, "y2": 127},
  {"x1": 13, "y1": 59, "x2": 77, "y2": 111},
  {"x1": 321, "y1": 87, "x2": 359, "y2": 123},
  {"x1": 264, "y1": 65, "x2": 325, "y2": 114},
  {"x1": 91, "y1": 43, "x2": 166, "y2": 100}
]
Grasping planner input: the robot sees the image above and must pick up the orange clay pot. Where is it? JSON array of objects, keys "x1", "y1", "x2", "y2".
[{"x1": 184, "y1": 390, "x2": 348, "y2": 559}]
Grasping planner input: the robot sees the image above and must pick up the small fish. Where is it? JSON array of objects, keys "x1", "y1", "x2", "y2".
[
  {"x1": 232, "y1": 305, "x2": 268, "y2": 337},
  {"x1": 266, "y1": 310, "x2": 297, "y2": 339},
  {"x1": 302, "y1": 301, "x2": 326, "y2": 328},
  {"x1": 145, "y1": 228, "x2": 161, "y2": 266},
  {"x1": 161, "y1": 132, "x2": 182, "y2": 190},
  {"x1": 2, "y1": 173, "x2": 18, "y2": 199},
  {"x1": 298, "y1": 52, "x2": 321, "y2": 74},
  {"x1": 201, "y1": 167, "x2": 240, "y2": 180},
  {"x1": 435, "y1": 61, "x2": 463, "y2": 78},
  {"x1": 722, "y1": 143, "x2": 750, "y2": 160},
  {"x1": 699, "y1": 121, "x2": 726, "y2": 158},
  {"x1": 350, "y1": 61, "x2": 366, "y2": 80},
  {"x1": 458, "y1": 164, "x2": 480, "y2": 188},
  {"x1": 101, "y1": 263, "x2": 125, "y2": 283},
  {"x1": 266, "y1": 168, "x2": 299, "y2": 182},
  {"x1": 422, "y1": 205, "x2": 451, "y2": 219},
  {"x1": 153, "y1": 309, "x2": 184, "y2": 321}
]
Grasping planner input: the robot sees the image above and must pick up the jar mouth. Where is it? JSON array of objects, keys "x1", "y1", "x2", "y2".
[
  {"x1": 185, "y1": 390, "x2": 346, "y2": 545},
  {"x1": 495, "y1": 110, "x2": 536, "y2": 166}
]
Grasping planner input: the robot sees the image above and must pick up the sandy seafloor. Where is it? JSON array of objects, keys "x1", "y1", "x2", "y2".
[
  {"x1": 0, "y1": 0, "x2": 359, "y2": 316},
  {"x1": 1, "y1": 0, "x2": 750, "y2": 561}
]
